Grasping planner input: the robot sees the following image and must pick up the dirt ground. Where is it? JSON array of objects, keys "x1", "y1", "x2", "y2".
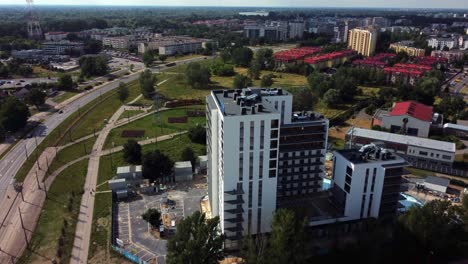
[{"x1": 328, "y1": 109, "x2": 373, "y2": 140}]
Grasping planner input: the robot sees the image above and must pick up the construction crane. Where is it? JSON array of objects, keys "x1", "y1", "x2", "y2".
[{"x1": 26, "y1": 0, "x2": 42, "y2": 39}]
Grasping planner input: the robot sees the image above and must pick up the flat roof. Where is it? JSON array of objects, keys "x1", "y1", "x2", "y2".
[
  {"x1": 175, "y1": 161, "x2": 192, "y2": 168},
  {"x1": 425, "y1": 176, "x2": 449, "y2": 187},
  {"x1": 212, "y1": 87, "x2": 288, "y2": 116},
  {"x1": 348, "y1": 127, "x2": 456, "y2": 153},
  {"x1": 117, "y1": 165, "x2": 142, "y2": 174},
  {"x1": 336, "y1": 149, "x2": 406, "y2": 165}
]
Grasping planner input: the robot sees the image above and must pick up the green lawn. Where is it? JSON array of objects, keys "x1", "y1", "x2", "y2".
[
  {"x1": 15, "y1": 80, "x2": 140, "y2": 182},
  {"x1": 46, "y1": 137, "x2": 96, "y2": 178},
  {"x1": 89, "y1": 134, "x2": 205, "y2": 260},
  {"x1": 118, "y1": 110, "x2": 145, "y2": 121},
  {"x1": 52, "y1": 91, "x2": 80, "y2": 104},
  {"x1": 18, "y1": 159, "x2": 89, "y2": 264},
  {"x1": 60, "y1": 80, "x2": 141, "y2": 145},
  {"x1": 406, "y1": 168, "x2": 431, "y2": 177},
  {"x1": 104, "y1": 106, "x2": 205, "y2": 149}
]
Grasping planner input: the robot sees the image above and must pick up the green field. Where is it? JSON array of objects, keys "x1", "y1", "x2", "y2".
[
  {"x1": 165, "y1": 54, "x2": 204, "y2": 63},
  {"x1": 46, "y1": 137, "x2": 96, "y2": 178},
  {"x1": 104, "y1": 106, "x2": 205, "y2": 149},
  {"x1": 118, "y1": 110, "x2": 145, "y2": 121},
  {"x1": 89, "y1": 134, "x2": 205, "y2": 260},
  {"x1": 18, "y1": 159, "x2": 89, "y2": 264},
  {"x1": 61, "y1": 81, "x2": 141, "y2": 145}
]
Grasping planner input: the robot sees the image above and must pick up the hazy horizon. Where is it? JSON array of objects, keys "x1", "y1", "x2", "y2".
[{"x1": 0, "y1": 0, "x2": 467, "y2": 9}]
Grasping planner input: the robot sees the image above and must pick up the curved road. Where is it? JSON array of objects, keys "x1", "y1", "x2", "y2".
[{"x1": 0, "y1": 55, "x2": 211, "y2": 204}]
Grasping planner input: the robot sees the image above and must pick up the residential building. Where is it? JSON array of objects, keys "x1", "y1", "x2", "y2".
[
  {"x1": 352, "y1": 53, "x2": 396, "y2": 68},
  {"x1": 384, "y1": 63, "x2": 432, "y2": 86},
  {"x1": 157, "y1": 38, "x2": 215, "y2": 55},
  {"x1": 244, "y1": 21, "x2": 288, "y2": 42},
  {"x1": 372, "y1": 101, "x2": 434, "y2": 138},
  {"x1": 102, "y1": 36, "x2": 130, "y2": 49},
  {"x1": 333, "y1": 145, "x2": 408, "y2": 220},
  {"x1": 459, "y1": 36, "x2": 468, "y2": 50},
  {"x1": 431, "y1": 50, "x2": 467, "y2": 62},
  {"x1": 348, "y1": 27, "x2": 378, "y2": 57},
  {"x1": 41, "y1": 40, "x2": 84, "y2": 55},
  {"x1": 304, "y1": 50, "x2": 356, "y2": 70},
  {"x1": 372, "y1": 17, "x2": 389, "y2": 28},
  {"x1": 44, "y1": 31, "x2": 68, "y2": 41},
  {"x1": 346, "y1": 127, "x2": 456, "y2": 167},
  {"x1": 239, "y1": 11, "x2": 269, "y2": 17},
  {"x1": 207, "y1": 88, "x2": 328, "y2": 248},
  {"x1": 427, "y1": 37, "x2": 458, "y2": 50},
  {"x1": 288, "y1": 19, "x2": 305, "y2": 39},
  {"x1": 389, "y1": 41, "x2": 426, "y2": 57}
]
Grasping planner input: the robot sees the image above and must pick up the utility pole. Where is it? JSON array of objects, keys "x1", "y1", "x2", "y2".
[
  {"x1": 18, "y1": 207, "x2": 29, "y2": 249},
  {"x1": 24, "y1": 145, "x2": 29, "y2": 159},
  {"x1": 35, "y1": 170, "x2": 41, "y2": 189}
]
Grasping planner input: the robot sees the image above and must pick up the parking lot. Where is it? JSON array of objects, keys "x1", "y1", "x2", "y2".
[{"x1": 115, "y1": 175, "x2": 208, "y2": 263}]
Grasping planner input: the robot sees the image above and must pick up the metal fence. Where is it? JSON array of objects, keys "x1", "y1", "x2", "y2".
[{"x1": 411, "y1": 160, "x2": 468, "y2": 178}]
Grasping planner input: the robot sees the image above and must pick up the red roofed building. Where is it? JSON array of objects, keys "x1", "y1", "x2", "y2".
[
  {"x1": 273, "y1": 47, "x2": 322, "y2": 64},
  {"x1": 44, "y1": 31, "x2": 68, "y2": 41},
  {"x1": 303, "y1": 49, "x2": 356, "y2": 70},
  {"x1": 384, "y1": 63, "x2": 433, "y2": 86},
  {"x1": 372, "y1": 101, "x2": 434, "y2": 137}
]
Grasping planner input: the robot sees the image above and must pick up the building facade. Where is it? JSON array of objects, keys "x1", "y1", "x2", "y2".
[
  {"x1": 207, "y1": 88, "x2": 328, "y2": 248},
  {"x1": 427, "y1": 37, "x2": 458, "y2": 50},
  {"x1": 333, "y1": 146, "x2": 408, "y2": 220},
  {"x1": 346, "y1": 127, "x2": 456, "y2": 166},
  {"x1": 42, "y1": 41, "x2": 84, "y2": 55},
  {"x1": 389, "y1": 41, "x2": 425, "y2": 57},
  {"x1": 348, "y1": 28, "x2": 377, "y2": 57},
  {"x1": 44, "y1": 31, "x2": 68, "y2": 41},
  {"x1": 102, "y1": 36, "x2": 130, "y2": 49}
]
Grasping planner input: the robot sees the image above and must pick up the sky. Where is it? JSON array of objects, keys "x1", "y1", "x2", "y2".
[{"x1": 0, "y1": 0, "x2": 467, "y2": 9}]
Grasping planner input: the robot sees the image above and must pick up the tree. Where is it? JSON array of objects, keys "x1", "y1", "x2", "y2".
[
  {"x1": 142, "y1": 150, "x2": 174, "y2": 182},
  {"x1": 233, "y1": 74, "x2": 252, "y2": 89},
  {"x1": 210, "y1": 61, "x2": 235, "y2": 77},
  {"x1": 0, "y1": 97, "x2": 30, "y2": 133},
  {"x1": 260, "y1": 74, "x2": 274, "y2": 87},
  {"x1": 123, "y1": 140, "x2": 142, "y2": 164},
  {"x1": 79, "y1": 55, "x2": 108, "y2": 77},
  {"x1": 232, "y1": 47, "x2": 253, "y2": 67},
  {"x1": 248, "y1": 62, "x2": 261, "y2": 80},
  {"x1": 436, "y1": 95, "x2": 466, "y2": 121},
  {"x1": 293, "y1": 88, "x2": 314, "y2": 111},
  {"x1": 117, "y1": 82, "x2": 129, "y2": 103},
  {"x1": 159, "y1": 55, "x2": 168, "y2": 62},
  {"x1": 307, "y1": 72, "x2": 330, "y2": 97},
  {"x1": 254, "y1": 48, "x2": 274, "y2": 70},
  {"x1": 185, "y1": 62, "x2": 211, "y2": 88},
  {"x1": 181, "y1": 147, "x2": 196, "y2": 172},
  {"x1": 25, "y1": 88, "x2": 46, "y2": 110},
  {"x1": 323, "y1": 89, "x2": 342, "y2": 106},
  {"x1": 267, "y1": 209, "x2": 308, "y2": 264},
  {"x1": 188, "y1": 125, "x2": 206, "y2": 144},
  {"x1": 167, "y1": 211, "x2": 224, "y2": 264},
  {"x1": 142, "y1": 208, "x2": 161, "y2": 229},
  {"x1": 58, "y1": 74, "x2": 74, "y2": 91},
  {"x1": 83, "y1": 39, "x2": 102, "y2": 54},
  {"x1": 143, "y1": 50, "x2": 154, "y2": 67},
  {"x1": 139, "y1": 69, "x2": 157, "y2": 99}
]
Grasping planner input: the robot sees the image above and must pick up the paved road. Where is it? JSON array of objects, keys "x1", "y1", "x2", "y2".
[
  {"x1": 0, "y1": 55, "x2": 211, "y2": 210},
  {"x1": 0, "y1": 77, "x2": 58, "y2": 89}
]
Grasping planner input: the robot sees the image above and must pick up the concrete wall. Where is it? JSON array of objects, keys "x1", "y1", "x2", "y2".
[{"x1": 381, "y1": 114, "x2": 430, "y2": 138}]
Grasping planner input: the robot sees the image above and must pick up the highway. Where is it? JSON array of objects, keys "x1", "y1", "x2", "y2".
[{"x1": 0, "y1": 55, "x2": 210, "y2": 205}]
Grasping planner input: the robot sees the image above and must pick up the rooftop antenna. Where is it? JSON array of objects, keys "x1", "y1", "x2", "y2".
[{"x1": 26, "y1": 0, "x2": 42, "y2": 39}]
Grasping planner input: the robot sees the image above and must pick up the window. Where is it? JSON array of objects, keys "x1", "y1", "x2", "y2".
[
  {"x1": 367, "y1": 194, "x2": 373, "y2": 217},
  {"x1": 250, "y1": 121, "x2": 254, "y2": 150},
  {"x1": 260, "y1": 120, "x2": 265, "y2": 149},
  {"x1": 239, "y1": 122, "x2": 244, "y2": 151},
  {"x1": 269, "y1": 169, "x2": 276, "y2": 178},
  {"x1": 249, "y1": 153, "x2": 253, "y2": 180},
  {"x1": 270, "y1": 130, "x2": 278, "y2": 138},
  {"x1": 258, "y1": 181, "x2": 262, "y2": 206},
  {"x1": 269, "y1": 160, "x2": 277, "y2": 169},
  {"x1": 442, "y1": 155, "x2": 451, "y2": 160},
  {"x1": 259, "y1": 152, "x2": 264, "y2": 179},
  {"x1": 248, "y1": 181, "x2": 253, "y2": 207},
  {"x1": 239, "y1": 154, "x2": 243, "y2": 181},
  {"x1": 271, "y1": 119, "x2": 279, "y2": 129},
  {"x1": 270, "y1": 150, "x2": 277, "y2": 159},
  {"x1": 257, "y1": 208, "x2": 262, "y2": 233},
  {"x1": 419, "y1": 151, "x2": 428, "y2": 156},
  {"x1": 270, "y1": 140, "x2": 278, "y2": 149}
]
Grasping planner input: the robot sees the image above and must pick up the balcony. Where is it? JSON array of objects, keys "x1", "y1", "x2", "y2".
[
  {"x1": 225, "y1": 215, "x2": 244, "y2": 223},
  {"x1": 224, "y1": 207, "x2": 244, "y2": 214},
  {"x1": 279, "y1": 161, "x2": 323, "y2": 169},
  {"x1": 279, "y1": 153, "x2": 324, "y2": 161},
  {"x1": 225, "y1": 224, "x2": 243, "y2": 233},
  {"x1": 225, "y1": 197, "x2": 245, "y2": 205},
  {"x1": 225, "y1": 189, "x2": 244, "y2": 195}
]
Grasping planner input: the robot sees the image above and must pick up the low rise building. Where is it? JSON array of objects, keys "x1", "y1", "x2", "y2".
[
  {"x1": 423, "y1": 176, "x2": 449, "y2": 193},
  {"x1": 239, "y1": 11, "x2": 269, "y2": 17},
  {"x1": 116, "y1": 165, "x2": 142, "y2": 181},
  {"x1": 304, "y1": 50, "x2": 356, "y2": 70},
  {"x1": 244, "y1": 21, "x2": 288, "y2": 42},
  {"x1": 427, "y1": 37, "x2": 458, "y2": 50},
  {"x1": 174, "y1": 161, "x2": 193, "y2": 181},
  {"x1": 384, "y1": 63, "x2": 432, "y2": 86},
  {"x1": 42, "y1": 40, "x2": 84, "y2": 55},
  {"x1": 389, "y1": 41, "x2": 425, "y2": 57},
  {"x1": 346, "y1": 127, "x2": 456, "y2": 166},
  {"x1": 372, "y1": 101, "x2": 434, "y2": 138},
  {"x1": 102, "y1": 36, "x2": 130, "y2": 49},
  {"x1": 44, "y1": 31, "x2": 68, "y2": 41},
  {"x1": 431, "y1": 50, "x2": 466, "y2": 62}
]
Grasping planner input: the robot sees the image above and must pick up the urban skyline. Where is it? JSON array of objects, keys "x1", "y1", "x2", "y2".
[{"x1": 0, "y1": 0, "x2": 467, "y2": 9}]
